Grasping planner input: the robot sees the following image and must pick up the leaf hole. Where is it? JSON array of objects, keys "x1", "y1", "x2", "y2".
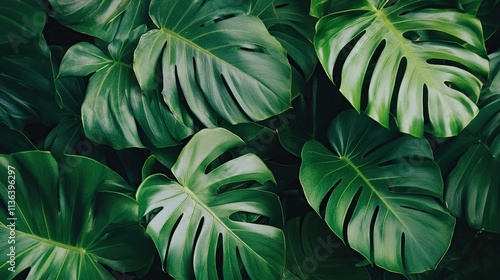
[
  {"x1": 343, "y1": 186, "x2": 363, "y2": 246},
  {"x1": 383, "y1": 0, "x2": 399, "y2": 8},
  {"x1": 193, "y1": 217, "x2": 205, "y2": 252},
  {"x1": 369, "y1": 205, "x2": 380, "y2": 260},
  {"x1": 401, "y1": 232, "x2": 407, "y2": 272},
  {"x1": 362, "y1": 40, "x2": 387, "y2": 110},
  {"x1": 390, "y1": 57, "x2": 407, "y2": 117},
  {"x1": 205, "y1": 149, "x2": 236, "y2": 175},
  {"x1": 200, "y1": 14, "x2": 236, "y2": 27},
  {"x1": 239, "y1": 44, "x2": 265, "y2": 54},
  {"x1": 215, "y1": 233, "x2": 224, "y2": 279},
  {"x1": 275, "y1": 3, "x2": 289, "y2": 9},
  {"x1": 402, "y1": 31, "x2": 420, "y2": 41},
  {"x1": 165, "y1": 213, "x2": 184, "y2": 266},
  {"x1": 398, "y1": 10, "x2": 411, "y2": 17},
  {"x1": 334, "y1": 31, "x2": 365, "y2": 85},
  {"x1": 319, "y1": 179, "x2": 342, "y2": 217},
  {"x1": 229, "y1": 211, "x2": 262, "y2": 223},
  {"x1": 236, "y1": 246, "x2": 251, "y2": 279},
  {"x1": 423, "y1": 84, "x2": 431, "y2": 126}
]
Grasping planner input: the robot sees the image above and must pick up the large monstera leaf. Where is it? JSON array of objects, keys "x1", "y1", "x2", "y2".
[
  {"x1": 134, "y1": 0, "x2": 292, "y2": 128},
  {"x1": 312, "y1": 0, "x2": 489, "y2": 137},
  {"x1": 299, "y1": 110, "x2": 455, "y2": 274},
  {"x1": 0, "y1": 151, "x2": 155, "y2": 279},
  {"x1": 436, "y1": 95, "x2": 500, "y2": 232},
  {"x1": 136, "y1": 128, "x2": 285, "y2": 280}
]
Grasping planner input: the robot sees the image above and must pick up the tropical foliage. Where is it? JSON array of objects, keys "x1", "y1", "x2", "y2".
[{"x1": 0, "y1": 0, "x2": 499, "y2": 279}]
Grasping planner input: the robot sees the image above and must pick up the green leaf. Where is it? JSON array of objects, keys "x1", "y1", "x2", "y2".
[
  {"x1": 0, "y1": 151, "x2": 155, "y2": 279},
  {"x1": 59, "y1": 1, "x2": 192, "y2": 149},
  {"x1": 134, "y1": 0, "x2": 292, "y2": 128},
  {"x1": 436, "y1": 95, "x2": 500, "y2": 232},
  {"x1": 312, "y1": 0, "x2": 489, "y2": 137},
  {"x1": 299, "y1": 110, "x2": 455, "y2": 274},
  {"x1": 284, "y1": 212, "x2": 370, "y2": 280},
  {"x1": 0, "y1": 0, "x2": 45, "y2": 49},
  {"x1": 460, "y1": 0, "x2": 500, "y2": 40},
  {"x1": 136, "y1": 128, "x2": 285, "y2": 280},
  {"x1": 265, "y1": 0, "x2": 318, "y2": 80},
  {"x1": 48, "y1": 0, "x2": 132, "y2": 42},
  {"x1": 0, "y1": 123, "x2": 36, "y2": 153},
  {"x1": 480, "y1": 49, "x2": 500, "y2": 102}
]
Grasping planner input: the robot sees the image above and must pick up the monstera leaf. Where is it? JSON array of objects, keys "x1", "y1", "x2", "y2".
[
  {"x1": 134, "y1": 0, "x2": 292, "y2": 128},
  {"x1": 136, "y1": 128, "x2": 285, "y2": 280},
  {"x1": 59, "y1": 0, "x2": 192, "y2": 149},
  {"x1": 0, "y1": 151, "x2": 155, "y2": 279},
  {"x1": 300, "y1": 110, "x2": 455, "y2": 274},
  {"x1": 284, "y1": 212, "x2": 370, "y2": 280},
  {"x1": 312, "y1": 0, "x2": 489, "y2": 137},
  {"x1": 436, "y1": 95, "x2": 500, "y2": 232},
  {"x1": 48, "y1": 0, "x2": 132, "y2": 42}
]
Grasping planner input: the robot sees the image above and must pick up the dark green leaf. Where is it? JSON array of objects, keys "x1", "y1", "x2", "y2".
[
  {"x1": 436, "y1": 95, "x2": 500, "y2": 232},
  {"x1": 0, "y1": 151, "x2": 155, "y2": 279},
  {"x1": 300, "y1": 110, "x2": 455, "y2": 274}
]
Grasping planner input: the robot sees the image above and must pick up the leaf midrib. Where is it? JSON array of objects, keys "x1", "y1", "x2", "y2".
[
  {"x1": 340, "y1": 156, "x2": 417, "y2": 241},
  {"x1": 0, "y1": 224, "x2": 86, "y2": 254},
  {"x1": 371, "y1": 7, "x2": 440, "y2": 90}
]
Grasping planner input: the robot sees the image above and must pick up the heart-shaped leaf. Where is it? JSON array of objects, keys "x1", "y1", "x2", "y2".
[
  {"x1": 300, "y1": 110, "x2": 455, "y2": 274},
  {"x1": 0, "y1": 151, "x2": 155, "y2": 279}
]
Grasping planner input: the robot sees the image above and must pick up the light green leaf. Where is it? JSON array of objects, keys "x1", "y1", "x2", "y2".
[
  {"x1": 312, "y1": 0, "x2": 489, "y2": 137},
  {"x1": 0, "y1": 151, "x2": 155, "y2": 280},
  {"x1": 134, "y1": 0, "x2": 292, "y2": 128},
  {"x1": 300, "y1": 110, "x2": 455, "y2": 274},
  {"x1": 137, "y1": 128, "x2": 285, "y2": 280}
]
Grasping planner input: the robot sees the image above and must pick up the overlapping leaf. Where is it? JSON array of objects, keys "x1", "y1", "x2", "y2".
[
  {"x1": 312, "y1": 0, "x2": 489, "y2": 137},
  {"x1": 134, "y1": 0, "x2": 292, "y2": 128},
  {"x1": 59, "y1": 0, "x2": 192, "y2": 149},
  {"x1": 300, "y1": 110, "x2": 455, "y2": 274},
  {"x1": 436, "y1": 95, "x2": 500, "y2": 232},
  {"x1": 137, "y1": 128, "x2": 285, "y2": 280},
  {"x1": 0, "y1": 151, "x2": 155, "y2": 279}
]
